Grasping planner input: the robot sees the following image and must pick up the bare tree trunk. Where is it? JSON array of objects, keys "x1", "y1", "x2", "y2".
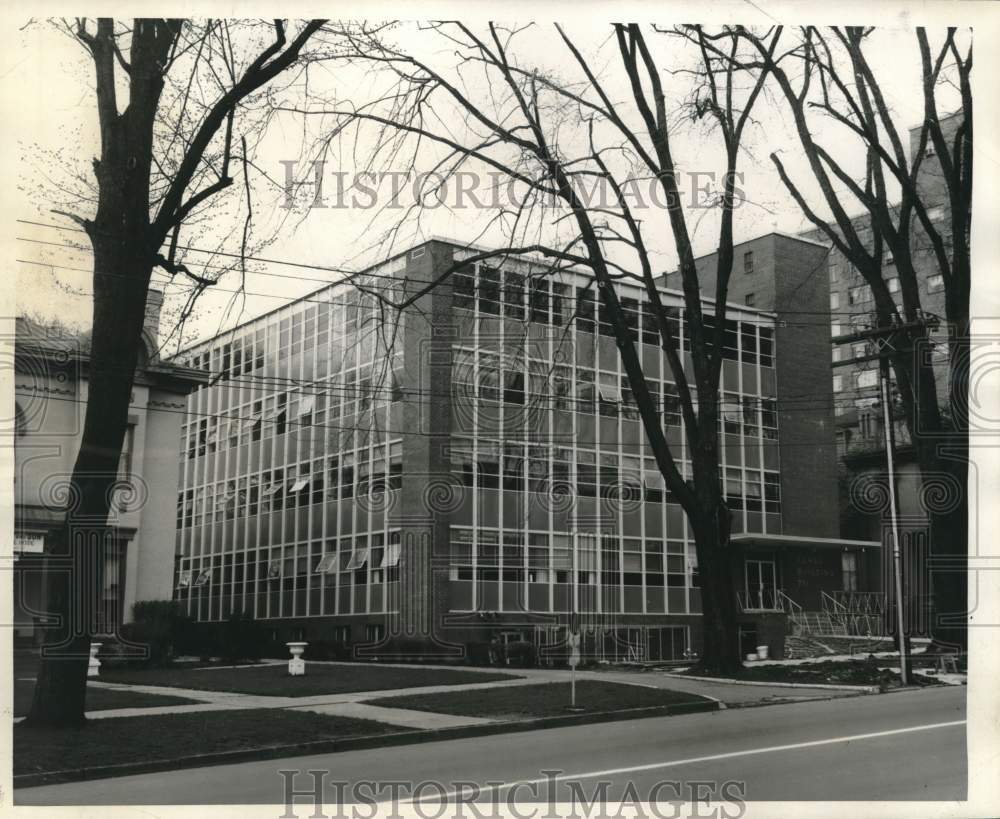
[
  {"x1": 26, "y1": 241, "x2": 152, "y2": 727},
  {"x1": 24, "y1": 17, "x2": 327, "y2": 727},
  {"x1": 692, "y1": 514, "x2": 741, "y2": 676}
]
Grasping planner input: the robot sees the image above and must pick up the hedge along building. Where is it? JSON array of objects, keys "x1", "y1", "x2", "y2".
[
  {"x1": 12, "y1": 294, "x2": 206, "y2": 647},
  {"x1": 172, "y1": 238, "x2": 879, "y2": 662}
]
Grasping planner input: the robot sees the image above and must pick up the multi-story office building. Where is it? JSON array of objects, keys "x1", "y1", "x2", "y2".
[
  {"x1": 173, "y1": 239, "x2": 878, "y2": 661},
  {"x1": 13, "y1": 294, "x2": 205, "y2": 645}
]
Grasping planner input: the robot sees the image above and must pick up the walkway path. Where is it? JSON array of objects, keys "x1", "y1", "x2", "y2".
[
  {"x1": 16, "y1": 661, "x2": 865, "y2": 729},
  {"x1": 75, "y1": 674, "x2": 545, "y2": 727}
]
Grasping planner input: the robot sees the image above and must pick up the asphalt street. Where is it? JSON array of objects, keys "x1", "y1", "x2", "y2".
[{"x1": 15, "y1": 685, "x2": 966, "y2": 806}]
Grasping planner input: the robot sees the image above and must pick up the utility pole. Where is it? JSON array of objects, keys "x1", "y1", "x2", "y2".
[
  {"x1": 832, "y1": 313, "x2": 938, "y2": 684},
  {"x1": 878, "y1": 352, "x2": 908, "y2": 685}
]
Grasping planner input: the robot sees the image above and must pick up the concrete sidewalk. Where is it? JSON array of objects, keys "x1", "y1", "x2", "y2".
[
  {"x1": 292, "y1": 701, "x2": 496, "y2": 729},
  {"x1": 519, "y1": 666, "x2": 865, "y2": 705},
  {"x1": 278, "y1": 658, "x2": 869, "y2": 703},
  {"x1": 15, "y1": 661, "x2": 862, "y2": 726},
  {"x1": 50, "y1": 674, "x2": 543, "y2": 724}
]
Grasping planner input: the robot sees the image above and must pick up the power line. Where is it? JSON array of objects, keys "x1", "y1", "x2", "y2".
[
  {"x1": 17, "y1": 222, "x2": 886, "y2": 320},
  {"x1": 17, "y1": 390, "x2": 866, "y2": 448},
  {"x1": 17, "y1": 220, "x2": 361, "y2": 277},
  {"x1": 16, "y1": 256, "x2": 867, "y2": 335},
  {"x1": 15, "y1": 336, "x2": 859, "y2": 411}
]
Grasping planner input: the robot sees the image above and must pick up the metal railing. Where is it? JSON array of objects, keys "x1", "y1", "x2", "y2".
[
  {"x1": 776, "y1": 589, "x2": 804, "y2": 618},
  {"x1": 820, "y1": 591, "x2": 848, "y2": 631},
  {"x1": 737, "y1": 588, "x2": 784, "y2": 612},
  {"x1": 831, "y1": 590, "x2": 886, "y2": 614},
  {"x1": 823, "y1": 590, "x2": 887, "y2": 636}
]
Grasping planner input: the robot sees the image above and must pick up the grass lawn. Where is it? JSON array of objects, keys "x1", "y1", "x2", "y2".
[
  {"x1": 98, "y1": 663, "x2": 519, "y2": 697},
  {"x1": 14, "y1": 709, "x2": 399, "y2": 776},
  {"x1": 13, "y1": 679, "x2": 199, "y2": 719},
  {"x1": 369, "y1": 680, "x2": 713, "y2": 719}
]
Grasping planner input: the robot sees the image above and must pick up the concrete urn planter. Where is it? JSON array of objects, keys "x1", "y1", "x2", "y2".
[
  {"x1": 88, "y1": 642, "x2": 103, "y2": 677},
  {"x1": 286, "y1": 641, "x2": 308, "y2": 676}
]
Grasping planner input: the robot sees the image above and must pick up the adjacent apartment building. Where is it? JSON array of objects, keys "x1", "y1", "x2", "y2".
[
  {"x1": 804, "y1": 111, "x2": 960, "y2": 462},
  {"x1": 172, "y1": 238, "x2": 879, "y2": 662},
  {"x1": 801, "y1": 112, "x2": 964, "y2": 634},
  {"x1": 12, "y1": 294, "x2": 206, "y2": 645}
]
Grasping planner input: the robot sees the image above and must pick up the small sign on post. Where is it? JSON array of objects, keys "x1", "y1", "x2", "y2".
[{"x1": 566, "y1": 630, "x2": 583, "y2": 711}]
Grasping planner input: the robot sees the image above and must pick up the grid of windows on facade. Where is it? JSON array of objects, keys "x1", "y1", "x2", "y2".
[
  {"x1": 446, "y1": 259, "x2": 781, "y2": 535},
  {"x1": 447, "y1": 439, "x2": 780, "y2": 515},
  {"x1": 451, "y1": 260, "x2": 774, "y2": 368},
  {"x1": 174, "y1": 531, "x2": 402, "y2": 621},
  {"x1": 179, "y1": 288, "x2": 405, "y2": 463},
  {"x1": 447, "y1": 527, "x2": 701, "y2": 614},
  {"x1": 174, "y1": 268, "x2": 408, "y2": 622}
]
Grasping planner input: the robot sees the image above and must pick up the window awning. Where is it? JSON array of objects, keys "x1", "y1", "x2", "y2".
[
  {"x1": 290, "y1": 478, "x2": 310, "y2": 492},
  {"x1": 193, "y1": 568, "x2": 212, "y2": 586},
  {"x1": 346, "y1": 547, "x2": 370, "y2": 570},
  {"x1": 643, "y1": 472, "x2": 666, "y2": 490},
  {"x1": 730, "y1": 534, "x2": 881, "y2": 550},
  {"x1": 381, "y1": 542, "x2": 401, "y2": 568},
  {"x1": 315, "y1": 553, "x2": 337, "y2": 573}
]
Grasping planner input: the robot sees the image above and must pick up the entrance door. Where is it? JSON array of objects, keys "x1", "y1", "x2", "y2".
[
  {"x1": 841, "y1": 552, "x2": 859, "y2": 592},
  {"x1": 745, "y1": 558, "x2": 777, "y2": 610}
]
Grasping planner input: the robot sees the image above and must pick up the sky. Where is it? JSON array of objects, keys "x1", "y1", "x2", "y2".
[{"x1": 8, "y1": 16, "x2": 967, "y2": 354}]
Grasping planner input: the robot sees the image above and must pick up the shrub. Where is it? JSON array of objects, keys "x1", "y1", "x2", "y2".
[
  {"x1": 372, "y1": 636, "x2": 456, "y2": 664},
  {"x1": 504, "y1": 640, "x2": 536, "y2": 668},
  {"x1": 220, "y1": 611, "x2": 265, "y2": 664},
  {"x1": 97, "y1": 629, "x2": 148, "y2": 669},
  {"x1": 465, "y1": 641, "x2": 493, "y2": 666},
  {"x1": 304, "y1": 640, "x2": 352, "y2": 661},
  {"x1": 99, "y1": 600, "x2": 192, "y2": 668}
]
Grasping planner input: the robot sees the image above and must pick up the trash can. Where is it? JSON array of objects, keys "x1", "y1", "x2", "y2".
[{"x1": 756, "y1": 645, "x2": 769, "y2": 660}]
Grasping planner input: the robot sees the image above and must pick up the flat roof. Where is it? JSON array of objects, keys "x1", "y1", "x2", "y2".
[{"x1": 772, "y1": 231, "x2": 831, "y2": 249}]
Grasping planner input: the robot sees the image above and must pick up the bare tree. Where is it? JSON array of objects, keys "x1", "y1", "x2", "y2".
[
  {"x1": 27, "y1": 17, "x2": 335, "y2": 728},
  {"x1": 734, "y1": 25, "x2": 971, "y2": 651},
  {"x1": 303, "y1": 22, "x2": 778, "y2": 673}
]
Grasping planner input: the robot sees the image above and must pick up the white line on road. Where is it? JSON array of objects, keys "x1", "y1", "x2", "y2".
[{"x1": 404, "y1": 718, "x2": 966, "y2": 804}]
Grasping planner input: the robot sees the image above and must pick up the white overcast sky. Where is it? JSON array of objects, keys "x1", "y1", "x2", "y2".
[{"x1": 6, "y1": 10, "x2": 973, "y2": 353}]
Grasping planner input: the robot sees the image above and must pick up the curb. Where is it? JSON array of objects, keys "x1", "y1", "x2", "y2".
[
  {"x1": 659, "y1": 672, "x2": 879, "y2": 694},
  {"x1": 719, "y1": 690, "x2": 875, "y2": 709},
  {"x1": 14, "y1": 699, "x2": 718, "y2": 789}
]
